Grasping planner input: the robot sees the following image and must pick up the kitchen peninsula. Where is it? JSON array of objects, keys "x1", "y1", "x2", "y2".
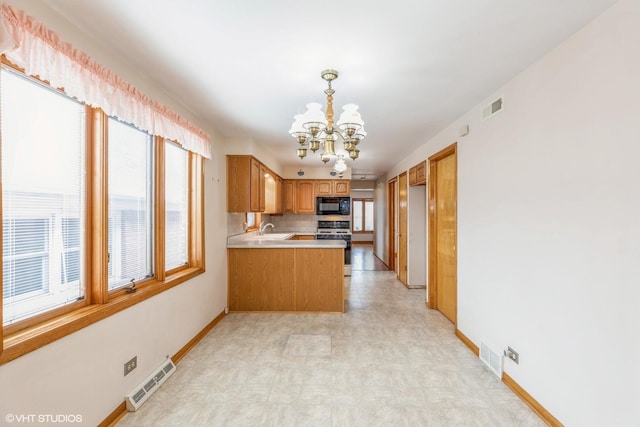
[{"x1": 227, "y1": 234, "x2": 345, "y2": 313}]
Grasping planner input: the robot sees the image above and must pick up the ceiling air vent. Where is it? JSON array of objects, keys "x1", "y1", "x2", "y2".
[{"x1": 482, "y1": 97, "x2": 503, "y2": 121}]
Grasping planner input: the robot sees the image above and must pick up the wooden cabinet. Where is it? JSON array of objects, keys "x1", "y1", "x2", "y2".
[
  {"x1": 296, "y1": 180, "x2": 316, "y2": 214},
  {"x1": 283, "y1": 180, "x2": 296, "y2": 213},
  {"x1": 257, "y1": 162, "x2": 267, "y2": 212},
  {"x1": 227, "y1": 155, "x2": 284, "y2": 213},
  {"x1": 315, "y1": 180, "x2": 333, "y2": 196},
  {"x1": 291, "y1": 234, "x2": 315, "y2": 240},
  {"x1": 314, "y1": 179, "x2": 351, "y2": 196},
  {"x1": 227, "y1": 155, "x2": 264, "y2": 212},
  {"x1": 274, "y1": 175, "x2": 283, "y2": 214},
  {"x1": 409, "y1": 161, "x2": 427, "y2": 186},
  {"x1": 334, "y1": 180, "x2": 350, "y2": 195},
  {"x1": 228, "y1": 247, "x2": 344, "y2": 312}
]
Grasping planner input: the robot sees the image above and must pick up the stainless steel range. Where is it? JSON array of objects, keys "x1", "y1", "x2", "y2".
[{"x1": 316, "y1": 220, "x2": 351, "y2": 275}]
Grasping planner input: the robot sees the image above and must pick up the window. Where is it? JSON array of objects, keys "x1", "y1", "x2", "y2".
[
  {"x1": 2, "y1": 66, "x2": 85, "y2": 326},
  {"x1": 0, "y1": 61, "x2": 205, "y2": 364},
  {"x1": 245, "y1": 212, "x2": 262, "y2": 232},
  {"x1": 107, "y1": 118, "x2": 154, "y2": 290},
  {"x1": 352, "y1": 198, "x2": 374, "y2": 233},
  {"x1": 165, "y1": 140, "x2": 189, "y2": 270}
]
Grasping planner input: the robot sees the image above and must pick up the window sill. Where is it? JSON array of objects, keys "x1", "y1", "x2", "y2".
[{"x1": 0, "y1": 266, "x2": 204, "y2": 365}]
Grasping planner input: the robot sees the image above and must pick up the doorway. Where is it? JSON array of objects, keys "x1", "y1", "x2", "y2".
[{"x1": 428, "y1": 143, "x2": 457, "y2": 324}]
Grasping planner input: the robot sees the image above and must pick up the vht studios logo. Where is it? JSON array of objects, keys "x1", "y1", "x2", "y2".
[{"x1": 5, "y1": 413, "x2": 83, "y2": 423}]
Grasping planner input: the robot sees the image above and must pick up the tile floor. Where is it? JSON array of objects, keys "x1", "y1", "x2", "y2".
[{"x1": 118, "y1": 268, "x2": 544, "y2": 426}]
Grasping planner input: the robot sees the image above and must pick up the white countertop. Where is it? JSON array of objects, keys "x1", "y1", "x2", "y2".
[
  {"x1": 227, "y1": 239, "x2": 346, "y2": 249},
  {"x1": 227, "y1": 231, "x2": 345, "y2": 249}
]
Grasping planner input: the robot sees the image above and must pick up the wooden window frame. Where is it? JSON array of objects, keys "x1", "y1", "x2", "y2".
[
  {"x1": 0, "y1": 59, "x2": 205, "y2": 365},
  {"x1": 352, "y1": 198, "x2": 374, "y2": 234},
  {"x1": 244, "y1": 212, "x2": 262, "y2": 232}
]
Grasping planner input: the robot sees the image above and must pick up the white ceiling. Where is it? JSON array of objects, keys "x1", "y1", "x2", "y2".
[{"x1": 43, "y1": 0, "x2": 617, "y2": 179}]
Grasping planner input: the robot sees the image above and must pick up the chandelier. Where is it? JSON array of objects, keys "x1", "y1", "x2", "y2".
[{"x1": 289, "y1": 69, "x2": 366, "y2": 164}]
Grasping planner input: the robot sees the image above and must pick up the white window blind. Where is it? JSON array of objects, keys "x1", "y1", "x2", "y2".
[
  {"x1": 107, "y1": 118, "x2": 153, "y2": 290},
  {"x1": 165, "y1": 141, "x2": 188, "y2": 270},
  {"x1": 1, "y1": 66, "x2": 85, "y2": 326}
]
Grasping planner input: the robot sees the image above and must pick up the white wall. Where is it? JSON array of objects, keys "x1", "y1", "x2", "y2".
[
  {"x1": 374, "y1": 179, "x2": 390, "y2": 265},
  {"x1": 407, "y1": 185, "x2": 426, "y2": 288},
  {"x1": 384, "y1": 1, "x2": 640, "y2": 424},
  {"x1": 0, "y1": 2, "x2": 229, "y2": 425}
]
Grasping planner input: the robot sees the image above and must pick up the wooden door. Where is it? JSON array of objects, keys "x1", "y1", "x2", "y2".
[
  {"x1": 428, "y1": 143, "x2": 457, "y2": 324},
  {"x1": 388, "y1": 178, "x2": 396, "y2": 271},
  {"x1": 296, "y1": 180, "x2": 315, "y2": 213},
  {"x1": 398, "y1": 172, "x2": 408, "y2": 285}
]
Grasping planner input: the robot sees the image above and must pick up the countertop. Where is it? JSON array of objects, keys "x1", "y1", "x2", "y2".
[{"x1": 227, "y1": 232, "x2": 346, "y2": 249}]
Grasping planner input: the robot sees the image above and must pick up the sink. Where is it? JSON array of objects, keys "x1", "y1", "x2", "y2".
[{"x1": 250, "y1": 233, "x2": 294, "y2": 240}]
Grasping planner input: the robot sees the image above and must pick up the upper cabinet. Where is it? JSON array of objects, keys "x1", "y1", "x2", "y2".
[
  {"x1": 227, "y1": 155, "x2": 262, "y2": 212},
  {"x1": 334, "y1": 180, "x2": 350, "y2": 195},
  {"x1": 409, "y1": 161, "x2": 427, "y2": 186},
  {"x1": 227, "y1": 155, "x2": 283, "y2": 213},
  {"x1": 283, "y1": 180, "x2": 296, "y2": 213},
  {"x1": 315, "y1": 180, "x2": 333, "y2": 196},
  {"x1": 314, "y1": 180, "x2": 351, "y2": 196},
  {"x1": 295, "y1": 180, "x2": 316, "y2": 214}
]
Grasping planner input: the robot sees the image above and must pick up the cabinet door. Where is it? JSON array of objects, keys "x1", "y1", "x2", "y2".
[
  {"x1": 315, "y1": 180, "x2": 333, "y2": 196},
  {"x1": 296, "y1": 180, "x2": 316, "y2": 214},
  {"x1": 409, "y1": 166, "x2": 417, "y2": 186},
  {"x1": 283, "y1": 180, "x2": 296, "y2": 213},
  {"x1": 333, "y1": 180, "x2": 350, "y2": 195},
  {"x1": 259, "y1": 163, "x2": 267, "y2": 212},
  {"x1": 274, "y1": 175, "x2": 283, "y2": 214},
  {"x1": 250, "y1": 158, "x2": 262, "y2": 212},
  {"x1": 416, "y1": 161, "x2": 427, "y2": 184},
  {"x1": 226, "y1": 156, "x2": 252, "y2": 212}
]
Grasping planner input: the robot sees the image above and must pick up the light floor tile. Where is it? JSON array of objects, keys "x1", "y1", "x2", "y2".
[{"x1": 117, "y1": 263, "x2": 545, "y2": 427}]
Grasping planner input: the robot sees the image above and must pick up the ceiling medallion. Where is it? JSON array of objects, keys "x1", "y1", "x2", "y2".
[{"x1": 289, "y1": 69, "x2": 366, "y2": 166}]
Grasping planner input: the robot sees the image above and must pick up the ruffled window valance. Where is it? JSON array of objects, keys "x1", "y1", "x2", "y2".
[{"x1": 0, "y1": 3, "x2": 211, "y2": 158}]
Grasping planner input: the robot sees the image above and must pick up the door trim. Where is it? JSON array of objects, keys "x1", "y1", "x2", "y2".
[
  {"x1": 387, "y1": 178, "x2": 396, "y2": 271},
  {"x1": 428, "y1": 143, "x2": 457, "y2": 321}
]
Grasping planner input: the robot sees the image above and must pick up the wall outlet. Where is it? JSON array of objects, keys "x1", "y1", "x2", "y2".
[
  {"x1": 505, "y1": 347, "x2": 519, "y2": 364},
  {"x1": 124, "y1": 356, "x2": 137, "y2": 376}
]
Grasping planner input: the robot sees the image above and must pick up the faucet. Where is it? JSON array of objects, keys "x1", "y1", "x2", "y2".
[{"x1": 258, "y1": 222, "x2": 275, "y2": 236}]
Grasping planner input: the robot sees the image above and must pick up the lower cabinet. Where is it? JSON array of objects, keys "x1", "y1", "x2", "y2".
[{"x1": 228, "y1": 247, "x2": 344, "y2": 312}]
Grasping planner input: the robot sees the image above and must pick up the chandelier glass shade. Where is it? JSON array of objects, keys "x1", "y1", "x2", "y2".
[{"x1": 289, "y1": 69, "x2": 365, "y2": 164}]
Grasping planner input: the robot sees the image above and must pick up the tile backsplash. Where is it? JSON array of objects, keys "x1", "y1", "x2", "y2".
[
  {"x1": 268, "y1": 214, "x2": 350, "y2": 233},
  {"x1": 227, "y1": 213, "x2": 350, "y2": 237}
]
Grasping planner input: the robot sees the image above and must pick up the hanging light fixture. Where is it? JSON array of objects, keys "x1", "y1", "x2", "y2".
[
  {"x1": 289, "y1": 69, "x2": 366, "y2": 164},
  {"x1": 333, "y1": 156, "x2": 348, "y2": 173}
]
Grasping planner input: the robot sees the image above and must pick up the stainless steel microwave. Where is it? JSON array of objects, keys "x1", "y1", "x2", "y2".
[{"x1": 316, "y1": 197, "x2": 350, "y2": 215}]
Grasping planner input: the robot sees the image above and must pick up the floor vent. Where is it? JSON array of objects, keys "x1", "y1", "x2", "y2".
[
  {"x1": 480, "y1": 340, "x2": 503, "y2": 378},
  {"x1": 125, "y1": 358, "x2": 176, "y2": 411},
  {"x1": 482, "y1": 96, "x2": 503, "y2": 120}
]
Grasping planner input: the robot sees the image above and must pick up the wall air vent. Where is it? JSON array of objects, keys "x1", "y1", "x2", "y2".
[
  {"x1": 482, "y1": 96, "x2": 504, "y2": 121},
  {"x1": 479, "y1": 340, "x2": 503, "y2": 378},
  {"x1": 125, "y1": 358, "x2": 176, "y2": 411}
]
